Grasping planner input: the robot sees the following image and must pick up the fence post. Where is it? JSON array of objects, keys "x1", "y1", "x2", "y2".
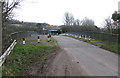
[
  {"x1": 0, "y1": 2, "x2": 2, "y2": 78},
  {"x1": 0, "y1": 2, "x2": 3, "y2": 56}
]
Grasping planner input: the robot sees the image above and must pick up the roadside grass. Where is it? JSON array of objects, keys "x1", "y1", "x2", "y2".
[
  {"x1": 99, "y1": 44, "x2": 118, "y2": 53},
  {"x1": 66, "y1": 35, "x2": 118, "y2": 54},
  {"x1": 2, "y1": 36, "x2": 59, "y2": 76}
]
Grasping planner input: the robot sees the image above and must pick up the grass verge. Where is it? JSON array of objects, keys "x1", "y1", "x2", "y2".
[
  {"x1": 66, "y1": 35, "x2": 118, "y2": 54},
  {"x1": 2, "y1": 36, "x2": 59, "y2": 76}
]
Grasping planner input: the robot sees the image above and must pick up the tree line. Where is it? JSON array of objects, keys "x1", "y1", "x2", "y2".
[
  {"x1": 62, "y1": 12, "x2": 120, "y2": 34},
  {"x1": 62, "y1": 12, "x2": 100, "y2": 33}
]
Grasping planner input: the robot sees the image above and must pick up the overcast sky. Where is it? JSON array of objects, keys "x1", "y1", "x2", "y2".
[{"x1": 13, "y1": 0, "x2": 120, "y2": 27}]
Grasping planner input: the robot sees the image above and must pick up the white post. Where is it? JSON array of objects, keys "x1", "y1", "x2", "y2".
[
  {"x1": 85, "y1": 35, "x2": 87, "y2": 40},
  {"x1": 48, "y1": 36, "x2": 50, "y2": 42},
  {"x1": 23, "y1": 38, "x2": 25, "y2": 45},
  {"x1": 48, "y1": 34, "x2": 51, "y2": 42},
  {"x1": 79, "y1": 35, "x2": 81, "y2": 39},
  {"x1": 37, "y1": 36, "x2": 40, "y2": 43}
]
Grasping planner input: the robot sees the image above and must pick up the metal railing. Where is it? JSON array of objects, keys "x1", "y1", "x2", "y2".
[
  {"x1": 1, "y1": 31, "x2": 39, "y2": 66},
  {"x1": 2, "y1": 31, "x2": 39, "y2": 53},
  {"x1": 0, "y1": 40, "x2": 17, "y2": 66}
]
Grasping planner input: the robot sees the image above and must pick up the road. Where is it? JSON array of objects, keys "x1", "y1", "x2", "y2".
[{"x1": 46, "y1": 36, "x2": 118, "y2": 76}]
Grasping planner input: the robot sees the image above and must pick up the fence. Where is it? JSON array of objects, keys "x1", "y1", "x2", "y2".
[
  {"x1": 0, "y1": 31, "x2": 39, "y2": 66},
  {"x1": 2, "y1": 31, "x2": 39, "y2": 54},
  {"x1": 63, "y1": 32, "x2": 119, "y2": 45},
  {"x1": 11, "y1": 31, "x2": 39, "y2": 40}
]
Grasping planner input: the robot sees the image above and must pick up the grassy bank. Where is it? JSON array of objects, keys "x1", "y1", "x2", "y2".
[
  {"x1": 66, "y1": 35, "x2": 118, "y2": 54},
  {"x1": 2, "y1": 35, "x2": 59, "y2": 76}
]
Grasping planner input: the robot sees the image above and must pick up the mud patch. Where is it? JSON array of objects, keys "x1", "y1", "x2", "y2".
[
  {"x1": 40, "y1": 48, "x2": 88, "y2": 76},
  {"x1": 38, "y1": 49, "x2": 61, "y2": 76}
]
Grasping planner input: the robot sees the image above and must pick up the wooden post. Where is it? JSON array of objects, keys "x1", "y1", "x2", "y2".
[
  {"x1": 0, "y1": 1, "x2": 2, "y2": 78},
  {"x1": 0, "y1": 2, "x2": 3, "y2": 56}
]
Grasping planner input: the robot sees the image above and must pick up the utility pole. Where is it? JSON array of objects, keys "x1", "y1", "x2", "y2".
[
  {"x1": 0, "y1": 2, "x2": 2, "y2": 56},
  {"x1": 0, "y1": 1, "x2": 2, "y2": 78}
]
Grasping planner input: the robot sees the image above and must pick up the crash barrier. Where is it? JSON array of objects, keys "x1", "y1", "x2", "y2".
[
  {"x1": 61, "y1": 32, "x2": 119, "y2": 45},
  {"x1": 0, "y1": 40, "x2": 17, "y2": 66}
]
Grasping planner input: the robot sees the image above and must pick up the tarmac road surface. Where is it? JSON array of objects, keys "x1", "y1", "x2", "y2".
[{"x1": 49, "y1": 36, "x2": 118, "y2": 76}]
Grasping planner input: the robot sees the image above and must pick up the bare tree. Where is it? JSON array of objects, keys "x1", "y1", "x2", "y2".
[
  {"x1": 1, "y1": 0, "x2": 22, "y2": 52},
  {"x1": 63, "y1": 12, "x2": 75, "y2": 26},
  {"x1": 81, "y1": 17, "x2": 94, "y2": 26},
  {"x1": 2, "y1": 0, "x2": 22, "y2": 24},
  {"x1": 73, "y1": 19, "x2": 81, "y2": 26},
  {"x1": 104, "y1": 16, "x2": 113, "y2": 34}
]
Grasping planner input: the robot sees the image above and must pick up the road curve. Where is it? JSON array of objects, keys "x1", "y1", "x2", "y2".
[{"x1": 53, "y1": 36, "x2": 118, "y2": 76}]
